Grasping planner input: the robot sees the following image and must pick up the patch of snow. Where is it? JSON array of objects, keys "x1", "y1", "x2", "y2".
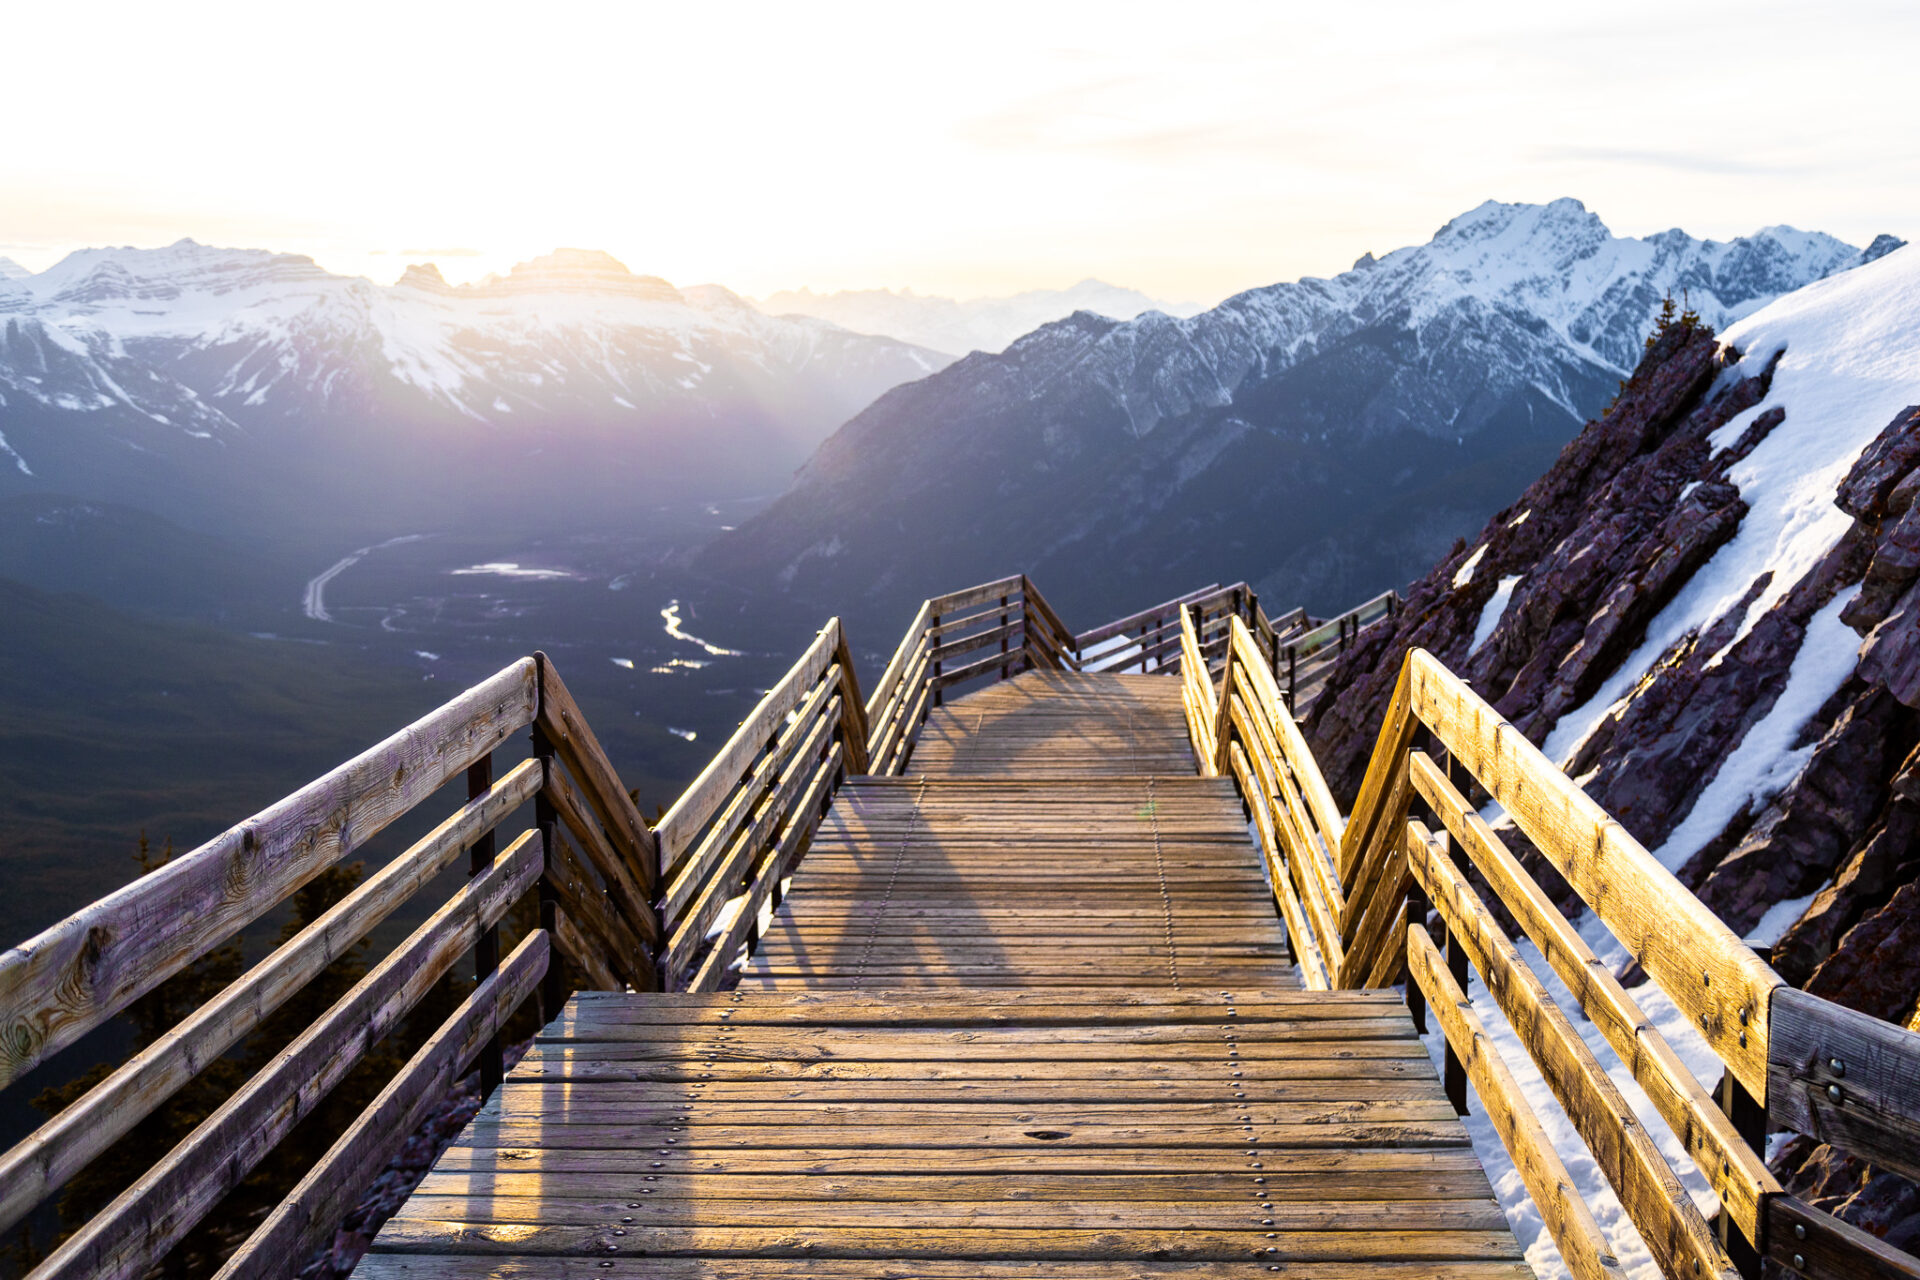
[
  {"x1": 1544, "y1": 246, "x2": 1920, "y2": 765},
  {"x1": 668, "y1": 726, "x2": 698, "y2": 742},
  {"x1": 413, "y1": 650, "x2": 440, "y2": 661},
  {"x1": 450, "y1": 561, "x2": 576, "y2": 581},
  {"x1": 1470, "y1": 575, "x2": 1523, "y2": 656},
  {"x1": 611, "y1": 657, "x2": 634, "y2": 670},
  {"x1": 1507, "y1": 509, "x2": 1531, "y2": 528},
  {"x1": 1422, "y1": 925, "x2": 1729, "y2": 1280},
  {"x1": 1647, "y1": 591, "x2": 1860, "y2": 870},
  {"x1": 1750, "y1": 891, "x2": 1820, "y2": 948},
  {"x1": 1452, "y1": 544, "x2": 1488, "y2": 589}
]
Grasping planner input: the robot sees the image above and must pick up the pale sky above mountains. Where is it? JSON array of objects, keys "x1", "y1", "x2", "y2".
[{"x1": 5, "y1": 0, "x2": 1914, "y2": 302}]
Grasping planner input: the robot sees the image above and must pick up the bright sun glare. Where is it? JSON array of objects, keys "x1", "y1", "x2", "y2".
[{"x1": 4, "y1": 0, "x2": 1914, "y2": 300}]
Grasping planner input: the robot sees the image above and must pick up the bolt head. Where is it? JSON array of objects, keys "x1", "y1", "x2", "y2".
[
  {"x1": 1829, "y1": 1057, "x2": 1846, "y2": 1078},
  {"x1": 1828, "y1": 1083, "x2": 1844, "y2": 1104},
  {"x1": 1794, "y1": 1224, "x2": 1807, "y2": 1241},
  {"x1": 1794, "y1": 1253, "x2": 1806, "y2": 1270}
]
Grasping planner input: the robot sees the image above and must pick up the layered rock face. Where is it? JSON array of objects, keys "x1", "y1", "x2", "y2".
[{"x1": 1304, "y1": 246, "x2": 1920, "y2": 1236}]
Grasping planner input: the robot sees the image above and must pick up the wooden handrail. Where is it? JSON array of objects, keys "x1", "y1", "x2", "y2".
[{"x1": 0, "y1": 658, "x2": 538, "y2": 1093}]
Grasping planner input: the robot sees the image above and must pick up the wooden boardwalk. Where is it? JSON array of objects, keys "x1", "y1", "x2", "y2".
[{"x1": 360, "y1": 671, "x2": 1524, "y2": 1277}]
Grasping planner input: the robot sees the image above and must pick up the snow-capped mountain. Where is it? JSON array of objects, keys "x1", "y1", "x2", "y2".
[
  {"x1": 1304, "y1": 242, "x2": 1920, "y2": 1277},
  {"x1": 0, "y1": 258, "x2": 30, "y2": 281},
  {"x1": 757, "y1": 279, "x2": 1205, "y2": 356},
  {"x1": 702, "y1": 200, "x2": 1897, "y2": 626},
  {"x1": 0, "y1": 243, "x2": 950, "y2": 533}
]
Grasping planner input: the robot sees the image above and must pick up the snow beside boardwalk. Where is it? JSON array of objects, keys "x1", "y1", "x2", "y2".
[
  {"x1": 1415, "y1": 921, "x2": 1730, "y2": 1280},
  {"x1": 1545, "y1": 244, "x2": 1920, "y2": 833},
  {"x1": 1413, "y1": 248, "x2": 1920, "y2": 1279}
]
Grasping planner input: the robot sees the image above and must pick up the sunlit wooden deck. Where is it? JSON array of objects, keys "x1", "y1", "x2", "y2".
[{"x1": 360, "y1": 670, "x2": 1520, "y2": 1276}]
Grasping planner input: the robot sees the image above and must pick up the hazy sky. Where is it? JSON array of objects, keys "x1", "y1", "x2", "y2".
[{"x1": 6, "y1": 1, "x2": 1915, "y2": 303}]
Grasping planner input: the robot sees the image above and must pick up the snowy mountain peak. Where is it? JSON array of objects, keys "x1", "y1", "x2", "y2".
[
  {"x1": 397, "y1": 262, "x2": 453, "y2": 293},
  {"x1": 0, "y1": 258, "x2": 30, "y2": 281},
  {"x1": 486, "y1": 248, "x2": 681, "y2": 302}
]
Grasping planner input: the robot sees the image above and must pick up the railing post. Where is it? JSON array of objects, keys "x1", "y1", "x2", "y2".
[
  {"x1": 466, "y1": 751, "x2": 506, "y2": 1098},
  {"x1": 931, "y1": 612, "x2": 943, "y2": 707},
  {"x1": 1715, "y1": 942, "x2": 1771, "y2": 1278},
  {"x1": 1286, "y1": 645, "x2": 1298, "y2": 713},
  {"x1": 1404, "y1": 879, "x2": 1428, "y2": 1033},
  {"x1": 1000, "y1": 593, "x2": 1011, "y2": 682},
  {"x1": 530, "y1": 662, "x2": 569, "y2": 1018}
]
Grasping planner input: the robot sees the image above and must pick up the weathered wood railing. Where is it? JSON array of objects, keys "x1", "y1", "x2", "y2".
[
  {"x1": 0, "y1": 655, "x2": 668, "y2": 1279},
  {"x1": 15, "y1": 573, "x2": 1920, "y2": 1280},
  {"x1": 1076, "y1": 581, "x2": 1262, "y2": 673},
  {"x1": 652, "y1": 619, "x2": 866, "y2": 991},
  {"x1": 1194, "y1": 635, "x2": 1920, "y2": 1280},
  {"x1": 862, "y1": 574, "x2": 1079, "y2": 775}
]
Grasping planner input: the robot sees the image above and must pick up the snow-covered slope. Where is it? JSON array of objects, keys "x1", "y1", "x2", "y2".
[
  {"x1": 1306, "y1": 243, "x2": 1920, "y2": 1280},
  {"x1": 0, "y1": 243, "x2": 950, "y2": 530},
  {"x1": 757, "y1": 278, "x2": 1203, "y2": 355},
  {"x1": 704, "y1": 200, "x2": 1890, "y2": 625},
  {"x1": 0, "y1": 258, "x2": 31, "y2": 281}
]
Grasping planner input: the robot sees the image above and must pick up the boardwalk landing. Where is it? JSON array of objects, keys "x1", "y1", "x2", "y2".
[{"x1": 360, "y1": 672, "x2": 1527, "y2": 1277}]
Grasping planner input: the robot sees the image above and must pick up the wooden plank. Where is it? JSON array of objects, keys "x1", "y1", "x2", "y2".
[
  {"x1": 1410, "y1": 751, "x2": 1776, "y2": 1239},
  {"x1": 535, "y1": 655, "x2": 659, "y2": 897},
  {"x1": 829, "y1": 626, "x2": 870, "y2": 775},
  {"x1": 1405, "y1": 816, "x2": 1738, "y2": 1280},
  {"x1": 552, "y1": 907, "x2": 622, "y2": 993},
  {"x1": 1230, "y1": 617, "x2": 1344, "y2": 848},
  {"x1": 1404, "y1": 648, "x2": 1783, "y2": 1096},
  {"x1": 1407, "y1": 924, "x2": 1626, "y2": 1280},
  {"x1": 664, "y1": 674, "x2": 837, "y2": 926},
  {"x1": 1075, "y1": 584, "x2": 1223, "y2": 650},
  {"x1": 213, "y1": 931, "x2": 548, "y2": 1280},
  {"x1": 1020, "y1": 575, "x2": 1081, "y2": 667},
  {"x1": 0, "y1": 757, "x2": 540, "y2": 1236},
  {"x1": 0, "y1": 656, "x2": 536, "y2": 1091},
  {"x1": 863, "y1": 599, "x2": 931, "y2": 747},
  {"x1": 544, "y1": 832, "x2": 650, "y2": 989},
  {"x1": 1767, "y1": 985, "x2": 1920, "y2": 1186},
  {"x1": 666, "y1": 701, "x2": 841, "y2": 981},
  {"x1": 35, "y1": 830, "x2": 543, "y2": 1280},
  {"x1": 926, "y1": 575, "x2": 1030, "y2": 617},
  {"x1": 1766, "y1": 1192, "x2": 1920, "y2": 1280},
  {"x1": 1336, "y1": 653, "x2": 1415, "y2": 889},
  {"x1": 356, "y1": 1257, "x2": 1533, "y2": 1279}
]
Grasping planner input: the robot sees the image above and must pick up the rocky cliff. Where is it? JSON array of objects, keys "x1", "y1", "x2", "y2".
[{"x1": 1303, "y1": 244, "x2": 1920, "y2": 1239}]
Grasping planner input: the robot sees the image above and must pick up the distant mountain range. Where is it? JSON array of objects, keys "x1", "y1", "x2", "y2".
[
  {"x1": 757, "y1": 279, "x2": 1204, "y2": 356},
  {"x1": 702, "y1": 199, "x2": 1903, "y2": 625},
  {"x1": 0, "y1": 244, "x2": 949, "y2": 537}
]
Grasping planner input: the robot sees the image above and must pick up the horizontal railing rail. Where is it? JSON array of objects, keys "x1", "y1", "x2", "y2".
[
  {"x1": 863, "y1": 575, "x2": 1079, "y2": 775},
  {"x1": 1192, "y1": 633, "x2": 1920, "y2": 1280},
  {"x1": 652, "y1": 618, "x2": 866, "y2": 991},
  {"x1": 14, "y1": 572, "x2": 1918, "y2": 1280}
]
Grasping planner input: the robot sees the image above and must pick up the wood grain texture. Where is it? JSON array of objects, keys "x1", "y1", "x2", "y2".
[
  {"x1": 1768, "y1": 985, "x2": 1920, "y2": 1186},
  {"x1": 215, "y1": 930, "x2": 549, "y2": 1280},
  {"x1": 40, "y1": 830, "x2": 543, "y2": 1280},
  {"x1": 1404, "y1": 649, "x2": 1781, "y2": 1096},
  {"x1": 1406, "y1": 923, "x2": 1626, "y2": 1280},
  {"x1": 1405, "y1": 817, "x2": 1737, "y2": 1280},
  {"x1": 362, "y1": 988, "x2": 1516, "y2": 1272},
  {"x1": 0, "y1": 758, "x2": 541, "y2": 1235},
  {"x1": 0, "y1": 657, "x2": 536, "y2": 1091},
  {"x1": 535, "y1": 656, "x2": 659, "y2": 898},
  {"x1": 1410, "y1": 751, "x2": 1777, "y2": 1239}
]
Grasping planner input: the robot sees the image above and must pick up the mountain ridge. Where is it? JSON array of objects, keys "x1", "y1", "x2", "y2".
[{"x1": 700, "y1": 199, "x2": 1897, "y2": 628}]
